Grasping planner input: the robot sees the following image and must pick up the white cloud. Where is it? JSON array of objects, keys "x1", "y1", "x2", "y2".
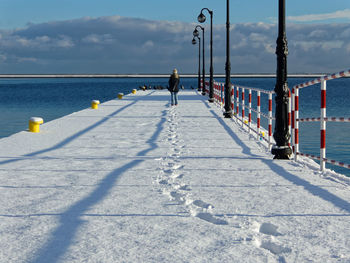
[
  {"x1": 287, "y1": 9, "x2": 350, "y2": 22},
  {"x1": 340, "y1": 28, "x2": 350, "y2": 38},
  {"x1": 82, "y1": 34, "x2": 101, "y2": 43},
  {"x1": 308, "y1": 29, "x2": 328, "y2": 38},
  {"x1": 322, "y1": 40, "x2": 344, "y2": 50},
  {"x1": 18, "y1": 57, "x2": 38, "y2": 63},
  {"x1": 56, "y1": 36, "x2": 74, "y2": 48},
  {"x1": 294, "y1": 41, "x2": 319, "y2": 52},
  {"x1": 142, "y1": 40, "x2": 154, "y2": 49},
  {"x1": 36, "y1": 36, "x2": 50, "y2": 42},
  {"x1": 82, "y1": 34, "x2": 113, "y2": 44},
  {"x1": 0, "y1": 15, "x2": 349, "y2": 74}
]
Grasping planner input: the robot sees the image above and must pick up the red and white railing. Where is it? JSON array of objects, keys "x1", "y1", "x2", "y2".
[
  {"x1": 293, "y1": 69, "x2": 350, "y2": 171},
  {"x1": 233, "y1": 85, "x2": 275, "y2": 150},
  {"x1": 213, "y1": 82, "x2": 224, "y2": 107},
  {"x1": 207, "y1": 81, "x2": 275, "y2": 150},
  {"x1": 201, "y1": 70, "x2": 350, "y2": 173}
]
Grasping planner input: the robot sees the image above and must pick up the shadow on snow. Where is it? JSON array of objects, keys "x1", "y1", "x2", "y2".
[
  {"x1": 29, "y1": 110, "x2": 168, "y2": 262},
  {"x1": 209, "y1": 108, "x2": 350, "y2": 214}
]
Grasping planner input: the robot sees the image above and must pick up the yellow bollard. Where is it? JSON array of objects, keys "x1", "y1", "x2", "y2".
[
  {"x1": 91, "y1": 100, "x2": 100, "y2": 109},
  {"x1": 118, "y1": 93, "x2": 124, "y2": 99},
  {"x1": 29, "y1": 117, "x2": 44, "y2": 133},
  {"x1": 132, "y1": 89, "x2": 137, "y2": 94},
  {"x1": 259, "y1": 131, "x2": 265, "y2": 140}
]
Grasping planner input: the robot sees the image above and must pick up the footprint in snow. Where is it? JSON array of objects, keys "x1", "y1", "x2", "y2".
[
  {"x1": 179, "y1": 185, "x2": 191, "y2": 191},
  {"x1": 255, "y1": 222, "x2": 282, "y2": 236},
  {"x1": 255, "y1": 239, "x2": 291, "y2": 255},
  {"x1": 166, "y1": 191, "x2": 186, "y2": 204},
  {"x1": 158, "y1": 179, "x2": 169, "y2": 185},
  {"x1": 193, "y1": 200, "x2": 214, "y2": 209},
  {"x1": 170, "y1": 172, "x2": 184, "y2": 179},
  {"x1": 173, "y1": 164, "x2": 183, "y2": 170},
  {"x1": 166, "y1": 163, "x2": 181, "y2": 170},
  {"x1": 252, "y1": 222, "x2": 291, "y2": 256},
  {"x1": 195, "y1": 212, "x2": 228, "y2": 225},
  {"x1": 168, "y1": 153, "x2": 180, "y2": 158}
]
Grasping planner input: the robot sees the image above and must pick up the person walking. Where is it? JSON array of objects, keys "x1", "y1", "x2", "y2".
[{"x1": 168, "y1": 68, "x2": 180, "y2": 106}]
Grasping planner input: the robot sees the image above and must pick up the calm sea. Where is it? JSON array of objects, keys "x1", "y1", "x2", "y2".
[{"x1": 0, "y1": 77, "x2": 349, "y2": 177}]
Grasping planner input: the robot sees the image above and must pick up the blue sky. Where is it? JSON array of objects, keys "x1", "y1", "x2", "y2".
[
  {"x1": 1, "y1": 0, "x2": 349, "y2": 28},
  {"x1": 0, "y1": 1, "x2": 349, "y2": 74}
]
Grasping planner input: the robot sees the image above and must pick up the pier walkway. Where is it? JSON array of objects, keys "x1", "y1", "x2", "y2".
[{"x1": 0, "y1": 90, "x2": 349, "y2": 262}]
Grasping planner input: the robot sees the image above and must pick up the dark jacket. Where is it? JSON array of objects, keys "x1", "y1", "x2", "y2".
[{"x1": 168, "y1": 74, "x2": 180, "y2": 92}]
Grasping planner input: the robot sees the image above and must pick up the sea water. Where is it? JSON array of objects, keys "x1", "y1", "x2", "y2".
[{"x1": 0, "y1": 77, "x2": 349, "y2": 177}]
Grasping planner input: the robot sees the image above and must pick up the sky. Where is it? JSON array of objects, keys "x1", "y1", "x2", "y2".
[{"x1": 0, "y1": 0, "x2": 349, "y2": 74}]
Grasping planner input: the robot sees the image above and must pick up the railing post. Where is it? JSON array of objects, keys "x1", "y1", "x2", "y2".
[
  {"x1": 231, "y1": 86, "x2": 234, "y2": 113},
  {"x1": 236, "y1": 87, "x2": 239, "y2": 119},
  {"x1": 216, "y1": 83, "x2": 218, "y2": 102},
  {"x1": 294, "y1": 87, "x2": 299, "y2": 161},
  {"x1": 320, "y1": 80, "x2": 327, "y2": 171},
  {"x1": 222, "y1": 84, "x2": 225, "y2": 107},
  {"x1": 212, "y1": 82, "x2": 217, "y2": 102},
  {"x1": 288, "y1": 90, "x2": 291, "y2": 147},
  {"x1": 222, "y1": 83, "x2": 225, "y2": 107},
  {"x1": 241, "y1": 88, "x2": 245, "y2": 127},
  {"x1": 214, "y1": 82, "x2": 217, "y2": 103},
  {"x1": 217, "y1": 83, "x2": 219, "y2": 103},
  {"x1": 249, "y1": 89, "x2": 252, "y2": 134},
  {"x1": 257, "y1": 91, "x2": 261, "y2": 140},
  {"x1": 269, "y1": 93, "x2": 273, "y2": 150},
  {"x1": 291, "y1": 88, "x2": 295, "y2": 153},
  {"x1": 218, "y1": 83, "x2": 222, "y2": 108}
]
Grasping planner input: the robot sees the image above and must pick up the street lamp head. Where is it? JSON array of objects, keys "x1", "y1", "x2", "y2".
[
  {"x1": 198, "y1": 13, "x2": 206, "y2": 23},
  {"x1": 192, "y1": 38, "x2": 197, "y2": 45},
  {"x1": 193, "y1": 28, "x2": 199, "y2": 37}
]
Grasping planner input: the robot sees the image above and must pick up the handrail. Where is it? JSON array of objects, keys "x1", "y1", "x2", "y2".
[
  {"x1": 201, "y1": 72, "x2": 350, "y2": 174},
  {"x1": 232, "y1": 84, "x2": 275, "y2": 95},
  {"x1": 207, "y1": 81, "x2": 275, "y2": 150},
  {"x1": 294, "y1": 69, "x2": 350, "y2": 90},
  {"x1": 293, "y1": 69, "x2": 350, "y2": 172}
]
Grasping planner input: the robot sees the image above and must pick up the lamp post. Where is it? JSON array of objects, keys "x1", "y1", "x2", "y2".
[
  {"x1": 198, "y1": 8, "x2": 214, "y2": 103},
  {"x1": 223, "y1": 0, "x2": 232, "y2": 118},
  {"x1": 271, "y1": 0, "x2": 292, "y2": 159},
  {"x1": 192, "y1": 36, "x2": 201, "y2": 92},
  {"x1": 193, "y1": 25, "x2": 206, "y2": 95}
]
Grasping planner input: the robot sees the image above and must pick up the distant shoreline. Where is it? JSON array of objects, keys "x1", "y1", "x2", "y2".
[{"x1": 0, "y1": 73, "x2": 343, "y2": 78}]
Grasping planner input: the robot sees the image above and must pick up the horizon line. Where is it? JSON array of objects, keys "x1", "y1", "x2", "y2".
[{"x1": 0, "y1": 73, "x2": 336, "y2": 78}]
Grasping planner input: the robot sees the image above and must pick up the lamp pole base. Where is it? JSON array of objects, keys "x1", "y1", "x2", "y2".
[
  {"x1": 223, "y1": 111, "x2": 232, "y2": 118},
  {"x1": 271, "y1": 145, "x2": 292, "y2": 159}
]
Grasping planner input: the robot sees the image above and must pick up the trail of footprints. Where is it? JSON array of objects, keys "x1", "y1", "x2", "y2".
[
  {"x1": 155, "y1": 106, "x2": 292, "y2": 259},
  {"x1": 252, "y1": 222, "x2": 292, "y2": 261},
  {"x1": 157, "y1": 107, "x2": 227, "y2": 226}
]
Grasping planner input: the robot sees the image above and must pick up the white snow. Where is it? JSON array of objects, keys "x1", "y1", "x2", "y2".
[{"x1": 0, "y1": 89, "x2": 349, "y2": 262}]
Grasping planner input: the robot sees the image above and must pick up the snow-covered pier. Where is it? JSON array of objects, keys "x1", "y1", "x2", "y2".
[{"x1": 0, "y1": 90, "x2": 349, "y2": 262}]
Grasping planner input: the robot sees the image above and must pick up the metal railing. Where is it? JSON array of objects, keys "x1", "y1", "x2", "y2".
[
  {"x1": 292, "y1": 69, "x2": 350, "y2": 171},
  {"x1": 206, "y1": 81, "x2": 275, "y2": 150},
  {"x1": 202, "y1": 70, "x2": 350, "y2": 173}
]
